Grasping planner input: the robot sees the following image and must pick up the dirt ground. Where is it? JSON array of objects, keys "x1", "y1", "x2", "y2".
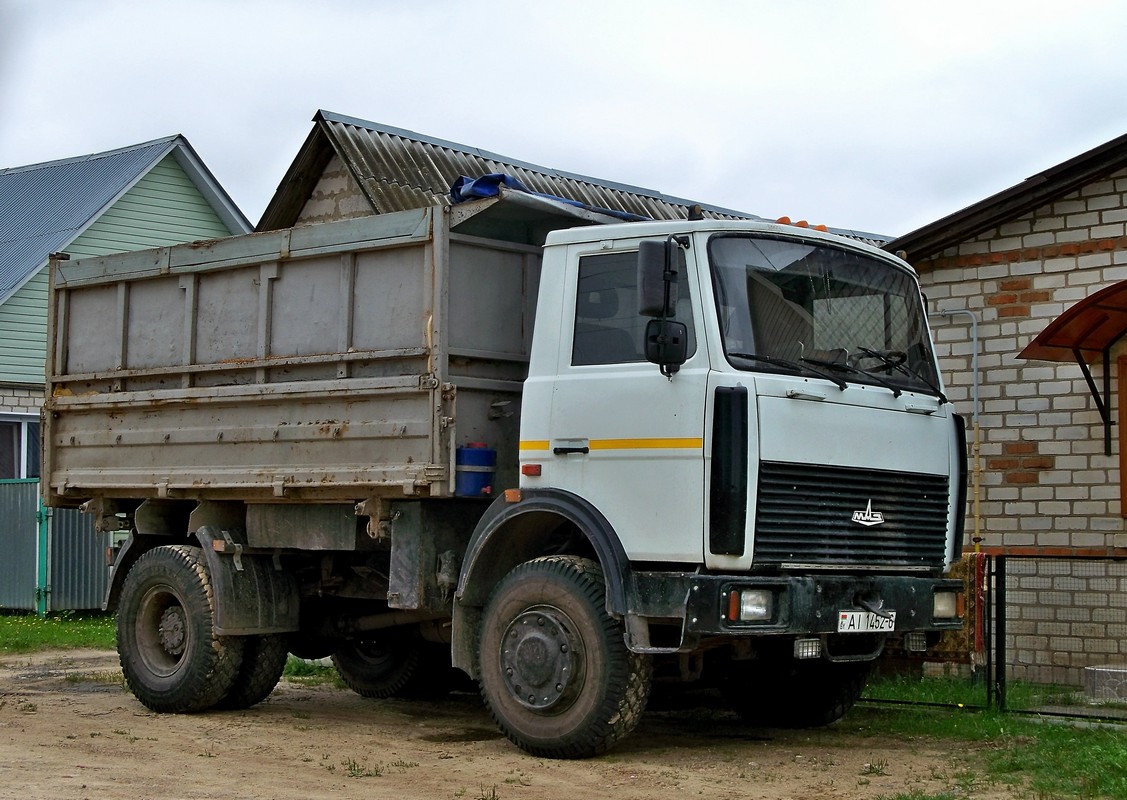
[{"x1": 0, "y1": 649, "x2": 1021, "y2": 800}]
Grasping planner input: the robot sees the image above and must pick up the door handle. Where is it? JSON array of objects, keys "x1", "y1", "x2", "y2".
[
  {"x1": 786, "y1": 388, "x2": 826, "y2": 401},
  {"x1": 553, "y1": 445, "x2": 590, "y2": 455},
  {"x1": 552, "y1": 438, "x2": 590, "y2": 455}
]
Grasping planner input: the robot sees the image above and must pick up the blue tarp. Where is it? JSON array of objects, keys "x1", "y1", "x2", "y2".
[{"x1": 450, "y1": 173, "x2": 649, "y2": 222}]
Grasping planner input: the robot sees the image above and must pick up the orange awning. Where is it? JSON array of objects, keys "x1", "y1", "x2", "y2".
[
  {"x1": 1017, "y1": 281, "x2": 1127, "y2": 455},
  {"x1": 1018, "y1": 280, "x2": 1127, "y2": 361}
]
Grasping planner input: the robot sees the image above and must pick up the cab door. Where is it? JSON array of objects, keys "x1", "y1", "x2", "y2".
[{"x1": 540, "y1": 244, "x2": 709, "y2": 563}]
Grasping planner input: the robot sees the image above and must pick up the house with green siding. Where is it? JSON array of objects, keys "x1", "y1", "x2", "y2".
[{"x1": 0, "y1": 136, "x2": 250, "y2": 478}]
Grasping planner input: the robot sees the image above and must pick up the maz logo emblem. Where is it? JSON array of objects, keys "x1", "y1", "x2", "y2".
[{"x1": 851, "y1": 499, "x2": 885, "y2": 527}]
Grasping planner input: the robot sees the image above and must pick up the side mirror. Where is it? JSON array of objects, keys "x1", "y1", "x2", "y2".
[
  {"x1": 644, "y1": 318, "x2": 688, "y2": 373},
  {"x1": 638, "y1": 240, "x2": 682, "y2": 317}
]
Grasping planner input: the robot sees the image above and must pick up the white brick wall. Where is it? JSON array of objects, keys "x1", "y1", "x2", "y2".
[
  {"x1": 1006, "y1": 558, "x2": 1127, "y2": 685},
  {"x1": 0, "y1": 384, "x2": 44, "y2": 415},
  {"x1": 919, "y1": 166, "x2": 1127, "y2": 683}
]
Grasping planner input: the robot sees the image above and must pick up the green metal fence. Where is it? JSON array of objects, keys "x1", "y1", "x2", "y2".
[{"x1": 0, "y1": 479, "x2": 107, "y2": 614}]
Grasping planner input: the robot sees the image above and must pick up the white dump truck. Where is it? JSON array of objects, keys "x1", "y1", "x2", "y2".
[{"x1": 43, "y1": 188, "x2": 965, "y2": 758}]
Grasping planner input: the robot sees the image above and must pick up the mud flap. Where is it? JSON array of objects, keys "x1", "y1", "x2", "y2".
[{"x1": 195, "y1": 526, "x2": 300, "y2": 635}]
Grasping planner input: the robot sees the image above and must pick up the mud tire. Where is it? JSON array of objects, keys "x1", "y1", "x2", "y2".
[
  {"x1": 216, "y1": 634, "x2": 289, "y2": 710},
  {"x1": 331, "y1": 631, "x2": 422, "y2": 699},
  {"x1": 478, "y1": 556, "x2": 651, "y2": 759},
  {"x1": 116, "y1": 545, "x2": 244, "y2": 713}
]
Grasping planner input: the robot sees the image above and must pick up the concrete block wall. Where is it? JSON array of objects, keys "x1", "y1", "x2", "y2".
[
  {"x1": 295, "y1": 154, "x2": 372, "y2": 225},
  {"x1": 917, "y1": 166, "x2": 1127, "y2": 683}
]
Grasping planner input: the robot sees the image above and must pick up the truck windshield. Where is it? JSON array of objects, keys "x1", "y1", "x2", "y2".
[{"x1": 708, "y1": 234, "x2": 942, "y2": 396}]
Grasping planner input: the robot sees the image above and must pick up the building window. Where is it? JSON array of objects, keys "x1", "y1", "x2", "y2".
[{"x1": 0, "y1": 416, "x2": 40, "y2": 479}]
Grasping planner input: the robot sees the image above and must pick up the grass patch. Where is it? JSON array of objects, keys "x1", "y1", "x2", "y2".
[
  {"x1": 865, "y1": 673, "x2": 1084, "y2": 711},
  {"x1": 283, "y1": 655, "x2": 344, "y2": 688},
  {"x1": 849, "y1": 699, "x2": 1127, "y2": 797},
  {"x1": 865, "y1": 674, "x2": 989, "y2": 706},
  {"x1": 283, "y1": 655, "x2": 333, "y2": 677},
  {"x1": 0, "y1": 610, "x2": 115, "y2": 654},
  {"x1": 989, "y1": 722, "x2": 1127, "y2": 798}
]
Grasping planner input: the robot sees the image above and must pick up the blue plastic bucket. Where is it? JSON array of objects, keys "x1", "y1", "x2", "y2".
[{"x1": 455, "y1": 442, "x2": 496, "y2": 497}]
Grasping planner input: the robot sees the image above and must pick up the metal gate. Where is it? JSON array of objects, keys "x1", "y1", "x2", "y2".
[
  {"x1": 49, "y1": 506, "x2": 108, "y2": 610},
  {"x1": 0, "y1": 479, "x2": 39, "y2": 610},
  {"x1": 0, "y1": 479, "x2": 107, "y2": 613}
]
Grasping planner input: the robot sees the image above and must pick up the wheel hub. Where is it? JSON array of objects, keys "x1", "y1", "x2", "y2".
[
  {"x1": 499, "y1": 608, "x2": 579, "y2": 712},
  {"x1": 158, "y1": 606, "x2": 186, "y2": 656}
]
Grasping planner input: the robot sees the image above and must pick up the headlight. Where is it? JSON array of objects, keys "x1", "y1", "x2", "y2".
[
  {"x1": 933, "y1": 591, "x2": 959, "y2": 619},
  {"x1": 727, "y1": 588, "x2": 773, "y2": 622}
]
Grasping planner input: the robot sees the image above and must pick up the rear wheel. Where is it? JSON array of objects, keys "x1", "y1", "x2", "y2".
[
  {"x1": 116, "y1": 545, "x2": 244, "y2": 713},
  {"x1": 723, "y1": 659, "x2": 870, "y2": 728},
  {"x1": 477, "y1": 556, "x2": 651, "y2": 759},
  {"x1": 332, "y1": 630, "x2": 422, "y2": 699},
  {"x1": 216, "y1": 634, "x2": 289, "y2": 710}
]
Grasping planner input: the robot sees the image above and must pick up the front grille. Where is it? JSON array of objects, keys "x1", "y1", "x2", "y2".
[{"x1": 753, "y1": 461, "x2": 949, "y2": 568}]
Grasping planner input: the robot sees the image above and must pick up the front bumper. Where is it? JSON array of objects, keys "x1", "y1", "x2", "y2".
[{"x1": 628, "y1": 571, "x2": 963, "y2": 650}]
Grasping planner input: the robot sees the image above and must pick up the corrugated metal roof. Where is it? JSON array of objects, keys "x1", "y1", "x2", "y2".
[
  {"x1": 0, "y1": 137, "x2": 251, "y2": 304},
  {"x1": 318, "y1": 110, "x2": 761, "y2": 223},
  {"x1": 260, "y1": 110, "x2": 889, "y2": 245},
  {"x1": 259, "y1": 110, "x2": 890, "y2": 245},
  {"x1": 0, "y1": 138, "x2": 177, "y2": 301},
  {"x1": 259, "y1": 111, "x2": 766, "y2": 231}
]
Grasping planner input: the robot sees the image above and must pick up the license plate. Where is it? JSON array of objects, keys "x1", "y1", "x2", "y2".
[{"x1": 837, "y1": 610, "x2": 896, "y2": 632}]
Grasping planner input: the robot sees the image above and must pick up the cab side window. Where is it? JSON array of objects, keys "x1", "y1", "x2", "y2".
[{"x1": 572, "y1": 251, "x2": 694, "y2": 366}]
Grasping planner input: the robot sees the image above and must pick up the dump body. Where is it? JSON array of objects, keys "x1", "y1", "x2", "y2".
[{"x1": 44, "y1": 202, "x2": 547, "y2": 507}]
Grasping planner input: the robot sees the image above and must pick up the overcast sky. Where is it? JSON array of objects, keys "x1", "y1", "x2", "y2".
[{"x1": 2, "y1": 0, "x2": 1127, "y2": 237}]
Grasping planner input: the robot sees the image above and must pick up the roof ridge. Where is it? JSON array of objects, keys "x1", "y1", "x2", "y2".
[
  {"x1": 0, "y1": 135, "x2": 180, "y2": 175},
  {"x1": 314, "y1": 109, "x2": 760, "y2": 219}
]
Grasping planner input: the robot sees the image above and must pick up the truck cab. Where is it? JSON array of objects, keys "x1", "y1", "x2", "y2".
[{"x1": 522, "y1": 220, "x2": 960, "y2": 571}]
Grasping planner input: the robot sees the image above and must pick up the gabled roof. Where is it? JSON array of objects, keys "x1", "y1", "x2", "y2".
[
  {"x1": 886, "y1": 131, "x2": 1127, "y2": 262},
  {"x1": 259, "y1": 110, "x2": 769, "y2": 232},
  {"x1": 0, "y1": 136, "x2": 250, "y2": 303}
]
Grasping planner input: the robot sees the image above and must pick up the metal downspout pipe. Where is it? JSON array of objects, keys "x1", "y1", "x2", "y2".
[
  {"x1": 930, "y1": 306, "x2": 984, "y2": 668},
  {"x1": 936, "y1": 308, "x2": 981, "y2": 552}
]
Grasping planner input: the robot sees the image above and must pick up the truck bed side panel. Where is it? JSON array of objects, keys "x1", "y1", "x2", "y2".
[{"x1": 45, "y1": 212, "x2": 448, "y2": 505}]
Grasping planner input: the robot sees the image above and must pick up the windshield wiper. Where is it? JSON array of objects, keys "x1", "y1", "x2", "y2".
[
  {"x1": 728, "y1": 352, "x2": 847, "y2": 391},
  {"x1": 857, "y1": 347, "x2": 948, "y2": 403},
  {"x1": 801, "y1": 356, "x2": 901, "y2": 398}
]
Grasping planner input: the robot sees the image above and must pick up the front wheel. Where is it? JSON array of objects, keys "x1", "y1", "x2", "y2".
[
  {"x1": 116, "y1": 545, "x2": 245, "y2": 713},
  {"x1": 477, "y1": 556, "x2": 652, "y2": 759}
]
